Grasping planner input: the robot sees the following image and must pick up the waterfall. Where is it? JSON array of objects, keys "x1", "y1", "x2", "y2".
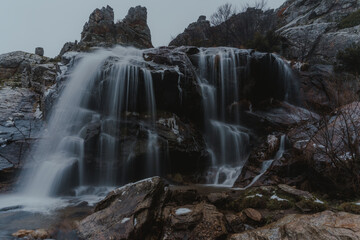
[
  {"x1": 196, "y1": 48, "x2": 296, "y2": 186},
  {"x1": 17, "y1": 46, "x2": 160, "y2": 199},
  {"x1": 197, "y1": 48, "x2": 251, "y2": 186},
  {"x1": 0, "y1": 46, "x2": 299, "y2": 213},
  {"x1": 244, "y1": 135, "x2": 286, "y2": 189}
]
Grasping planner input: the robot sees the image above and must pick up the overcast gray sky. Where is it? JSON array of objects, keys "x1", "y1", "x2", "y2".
[{"x1": 0, "y1": 0, "x2": 285, "y2": 57}]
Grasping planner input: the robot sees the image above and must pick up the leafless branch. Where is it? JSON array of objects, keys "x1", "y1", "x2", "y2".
[{"x1": 210, "y1": 3, "x2": 236, "y2": 26}]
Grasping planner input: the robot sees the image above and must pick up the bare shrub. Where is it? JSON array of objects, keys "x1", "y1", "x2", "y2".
[
  {"x1": 210, "y1": 3, "x2": 236, "y2": 26},
  {"x1": 309, "y1": 102, "x2": 360, "y2": 193}
]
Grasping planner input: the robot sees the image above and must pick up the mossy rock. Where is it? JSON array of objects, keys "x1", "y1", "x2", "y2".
[
  {"x1": 340, "y1": 202, "x2": 360, "y2": 214},
  {"x1": 237, "y1": 194, "x2": 268, "y2": 211},
  {"x1": 266, "y1": 198, "x2": 293, "y2": 210},
  {"x1": 296, "y1": 199, "x2": 327, "y2": 213},
  {"x1": 338, "y1": 9, "x2": 360, "y2": 29},
  {"x1": 335, "y1": 43, "x2": 360, "y2": 74}
]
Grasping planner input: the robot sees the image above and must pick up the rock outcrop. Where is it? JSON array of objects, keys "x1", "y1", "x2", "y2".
[
  {"x1": 60, "y1": 5, "x2": 153, "y2": 56},
  {"x1": 35, "y1": 47, "x2": 44, "y2": 56},
  {"x1": 229, "y1": 211, "x2": 360, "y2": 240},
  {"x1": 0, "y1": 51, "x2": 45, "y2": 85},
  {"x1": 170, "y1": 8, "x2": 278, "y2": 48},
  {"x1": 0, "y1": 51, "x2": 59, "y2": 110}
]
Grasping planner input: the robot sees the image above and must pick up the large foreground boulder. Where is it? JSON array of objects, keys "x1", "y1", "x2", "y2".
[
  {"x1": 229, "y1": 211, "x2": 360, "y2": 240},
  {"x1": 78, "y1": 177, "x2": 166, "y2": 239}
]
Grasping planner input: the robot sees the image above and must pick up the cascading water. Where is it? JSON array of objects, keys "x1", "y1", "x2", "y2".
[
  {"x1": 196, "y1": 47, "x2": 297, "y2": 186},
  {"x1": 0, "y1": 46, "x2": 162, "y2": 212},
  {"x1": 244, "y1": 135, "x2": 286, "y2": 189},
  {"x1": 197, "y1": 48, "x2": 251, "y2": 186},
  {"x1": 0, "y1": 45, "x2": 299, "y2": 216}
]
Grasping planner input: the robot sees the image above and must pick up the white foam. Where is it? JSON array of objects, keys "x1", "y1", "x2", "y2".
[
  {"x1": 270, "y1": 194, "x2": 288, "y2": 202},
  {"x1": 175, "y1": 208, "x2": 192, "y2": 215}
]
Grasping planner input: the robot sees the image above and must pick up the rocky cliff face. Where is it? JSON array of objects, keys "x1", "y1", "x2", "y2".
[
  {"x1": 0, "y1": 51, "x2": 59, "y2": 175},
  {"x1": 170, "y1": 0, "x2": 360, "y2": 65},
  {"x1": 60, "y1": 5, "x2": 153, "y2": 56},
  {"x1": 278, "y1": 0, "x2": 360, "y2": 64}
]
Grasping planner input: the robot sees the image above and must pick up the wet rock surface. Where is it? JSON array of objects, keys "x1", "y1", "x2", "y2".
[{"x1": 0, "y1": 87, "x2": 42, "y2": 170}]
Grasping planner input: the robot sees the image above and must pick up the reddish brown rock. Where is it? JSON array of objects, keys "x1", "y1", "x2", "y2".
[
  {"x1": 162, "y1": 202, "x2": 228, "y2": 240},
  {"x1": 243, "y1": 208, "x2": 263, "y2": 222}
]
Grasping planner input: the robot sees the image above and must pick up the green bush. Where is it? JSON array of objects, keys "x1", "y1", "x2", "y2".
[
  {"x1": 245, "y1": 31, "x2": 282, "y2": 53},
  {"x1": 335, "y1": 44, "x2": 360, "y2": 74},
  {"x1": 338, "y1": 10, "x2": 360, "y2": 29}
]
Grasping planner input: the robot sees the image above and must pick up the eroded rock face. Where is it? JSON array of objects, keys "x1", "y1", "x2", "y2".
[
  {"x1": 229, "y1": 211, "x2": 360, "y2": 240},
  {"x1": 78, "y1": 177, "x2": 165, "y2": 240},
  {"x1": 60, "y1": 5, "x2": 153, "y2": 56}
]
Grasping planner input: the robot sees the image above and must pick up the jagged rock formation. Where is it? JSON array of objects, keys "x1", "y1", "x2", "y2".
[
  {"x1": 59, "y1": 5, "x2": 153, "y2": 56},
  {"x1": 169, "y1": 8, "x2": 278, "y2": 48},
  {"x1": 277, "y1": 0, "x2": 360, "y2": 64}
]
